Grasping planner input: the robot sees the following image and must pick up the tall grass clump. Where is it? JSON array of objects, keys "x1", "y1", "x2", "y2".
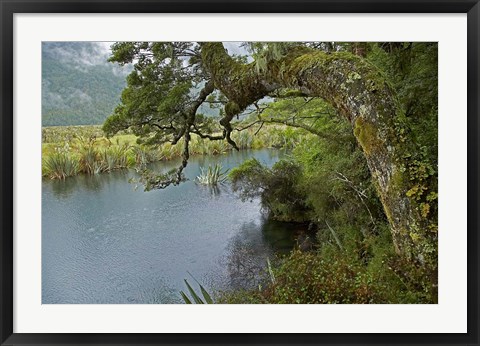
[
  {"x1": 196, "y1": 164, "x2": 228, "y2": 186},
  {"x1": 42, "y1": 123, "x2": 305, "y2": 180},
  {"x1": 102, "y1": 144, "x2": 129, "y2": 172},
  {"x1": 191, "y1": 137, "x2": 229, "y2": 156},
  {"x1": 158, "y1": 142, "x2": 183, "y2": 161},
  {"x1": 231, "y1": 131, "x2": 253, "y2": 149},
  {"x1": 43, "y1": 152, "x2": 79, "y2": 179},
  {"x1": 78, "y1": 145, "x2": 100, "y2": 174},
  {"x1": 131, "y1": 146, "x2": 149, "y2": 166}
]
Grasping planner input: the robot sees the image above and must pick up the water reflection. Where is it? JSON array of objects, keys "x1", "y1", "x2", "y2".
[
  {"x1": 46, "y1": 149, "x2": 286, "y2": 198},
  {"x1": 46, "y1": 170, "x2": 132, "y2": 198},
  {"x1": 42, "y1": 149, "x2": 295, "y2": 304},
  {"x1": 49, "y1": 176, "x2": 78, "y2": 198},
  {"x1": 222, "y1": 220, "x2": 272, "y2": 290},
  {"x1": 217, "y1": 217, "x2": 310, "y2": 291}
]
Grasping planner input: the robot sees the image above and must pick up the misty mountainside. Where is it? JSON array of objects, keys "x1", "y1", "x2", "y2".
[
  {"x1": 42, "y1": 42, "x2": 223, "y2": 126},
  {"x1": 42, "y1": 42, "x2": 131, "y2": 126}
]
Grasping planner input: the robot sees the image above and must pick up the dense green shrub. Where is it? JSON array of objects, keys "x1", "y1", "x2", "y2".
[
  {"x1": 230, "y1": 158, "x2": 309, "y2": 222},
  {"x1": 223, "y1": 57, "x2": 438, "y2": 302},
  {"x1": 220, "y1": 226, "x2": 435, "y2": 304}
]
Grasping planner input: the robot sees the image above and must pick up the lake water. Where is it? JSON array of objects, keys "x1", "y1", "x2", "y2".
[{"x1": 42, "y1": 149, "x2": 303, "y2": 304}]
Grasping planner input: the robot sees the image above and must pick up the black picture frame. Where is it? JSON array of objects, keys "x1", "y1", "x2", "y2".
[{"x1": 1, "y1": 1, "x2": 479, "y2": 345}]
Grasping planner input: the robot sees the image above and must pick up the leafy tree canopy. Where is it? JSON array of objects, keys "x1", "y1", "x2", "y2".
[
  {"x1": 104, "y1": 42, "x2": 438, "y2": 273},
  {"x1": 104, "y1": 42, "x2": 370, "y2": 188}
]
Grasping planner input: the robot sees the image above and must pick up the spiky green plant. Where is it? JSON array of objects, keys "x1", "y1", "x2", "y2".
[
  {"x1": 79, "y1": 146, "x2": 99, "y2": 175},
  {"x1": 180, "y1": 279, "x2": 214, "y2": 304},
  {"x1": 131, "y1": 146, "x2": 149, "y2": 166},
  {"x1": 232, "y1": 130, "x2": 253, "y2": 149},
  {"x1": 103, "y1": 144, "x2": 129, "y2": 171},
  {"x1": 43, "y1": 152, "x2": 79, "y2": 179},
  {"x1": 266, "y1": 257, "x2": 276, "y2": 285},
  {"x1": 196, "y1": 164, "x2": 228, "y2": 186},
  {"x1": 158, "y1": 142, "x2": 183, "y2": 161}
]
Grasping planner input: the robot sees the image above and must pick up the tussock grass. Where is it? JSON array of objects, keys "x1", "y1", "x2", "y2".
[
  {"x1": 43, "y1": 152, "x2": 79, "y2": 179},
  {"x1": 196, "y1": 164, "x2": 228, "y2": 186},
  {"x1": 42, "y1": 124, "x2": 303, "y2": 180}
]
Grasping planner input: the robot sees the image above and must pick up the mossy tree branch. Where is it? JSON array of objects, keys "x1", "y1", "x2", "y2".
[
  {"x1": 138, "y1": 81, "x2": 215, "y2": 190},
  {"x1": 200, "y1": 42, "x2": 435, "y2": 272}
]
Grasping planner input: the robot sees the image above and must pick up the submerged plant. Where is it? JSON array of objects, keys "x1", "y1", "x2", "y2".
[{"x1": 196, "y1": 164, "x2": 228, "y2": 186}]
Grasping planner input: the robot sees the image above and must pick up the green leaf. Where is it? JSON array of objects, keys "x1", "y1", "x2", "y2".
[
  {"x1": 184, "y1": 279, "x2": 204, "y2": 304},
  {"x1": 199, "y1": 283, "x2": 214, "y2": 304},
  {"x1": 187, "y1": 271, "x2": 214, "y2": 304},
  {"x1": 180, "y1": 291, "x2": 192, "y2": 304}
]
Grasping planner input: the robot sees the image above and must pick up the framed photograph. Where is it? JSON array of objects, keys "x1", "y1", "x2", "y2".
[{"x1": 1, "y1": 0, "x2": 479, "y2": 345}]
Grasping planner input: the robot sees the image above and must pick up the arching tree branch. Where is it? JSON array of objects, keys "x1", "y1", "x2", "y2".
[
  {"x1": 200, "y1": 42, "x2": 435, "y2": 271},
  {"x1": 138, "y1": 81, "x2": 216, "y2": 190}
]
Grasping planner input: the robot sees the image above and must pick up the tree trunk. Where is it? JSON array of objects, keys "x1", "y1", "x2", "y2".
[{"x1": 201, "y1": 43, "x2": 437, "y2": 272}]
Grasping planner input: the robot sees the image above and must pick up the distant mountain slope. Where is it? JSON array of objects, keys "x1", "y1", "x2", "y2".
[{"x1": 42, "y1": 42, "x2": 131, "y2": 126}]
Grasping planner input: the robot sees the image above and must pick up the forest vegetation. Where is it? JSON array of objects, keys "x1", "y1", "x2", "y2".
[{"x1": 43, "y1": 41, "x2": 438, "y2": 304}]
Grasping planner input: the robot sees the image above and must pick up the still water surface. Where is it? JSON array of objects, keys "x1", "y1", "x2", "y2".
[{"x1": 42, "y1": 149, "x2": 300, "y2": 303}]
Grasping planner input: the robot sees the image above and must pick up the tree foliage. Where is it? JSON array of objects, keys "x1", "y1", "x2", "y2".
[
  {"x1": 105, "y1": 42, "x2": 438, "y2": 285},
  {"x1": 223, "y1": 42, "x2": 438, "y2": 303},
  {"x1": 104, "y1": 42, "x2": 223, "y2": 188}
]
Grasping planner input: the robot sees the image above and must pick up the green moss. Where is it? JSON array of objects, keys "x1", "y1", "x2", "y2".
[
  {"x1": 420, "y1": 203, "x2": 430, "y2": 218},
  {"x1": 347, "y1": 71, "x2": 362, "y2": 82},
  {"x1": 225, "y1": 101, "x2": 241, "y2": 116},
  {"x1": 409, "y1": 231, "x2": 420, "y2": 244},
  {"x1": 390, "y1": 170, "x2": 404, "y2": 192},
  {"x1": 353, "y1": 117, "x2": 381, "y2": 155}
]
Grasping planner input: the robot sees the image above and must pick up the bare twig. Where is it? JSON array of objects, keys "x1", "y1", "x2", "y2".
[
  {"x1": 334, "y1": 171, "x2": 377, "y2": 230},
  {"x1": 325, "y1": 220, "x2": 343, "y2": 250}
]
